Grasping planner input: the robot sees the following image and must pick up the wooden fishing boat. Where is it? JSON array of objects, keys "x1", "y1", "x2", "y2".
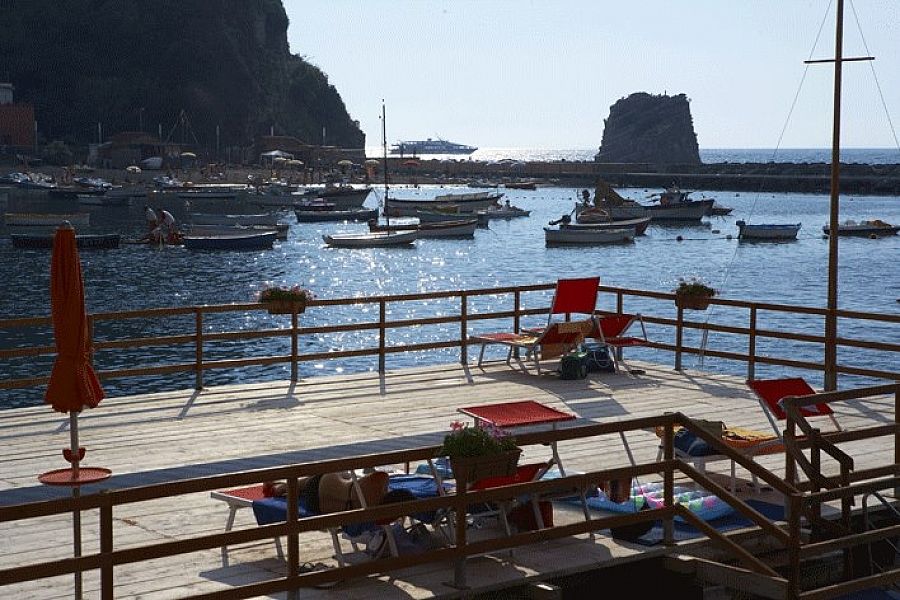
[
  {"x1": 563, "y1": 215, "x2": 651, "y2": 236},
  {"x1": 182, "y1": 231, "x2": 277, "y2": 250},
  {"x1": 478, "y1": 203, "x2": 531, "y2": 220},
  {"x1": 4, "y1": 212, "x2": 90, "y2": 227},
  {"x1": 543, "y1": 226, "x2": 635, "y2": 245},
  {"x1": 736, "y1": 220, "x2": 801, "y2": 241},
  {"x1": 294, "y1": 206, "x2": 378, "y2": 222},
  {"x1": 322, "y1": 230, "x2": 417, "y2": 247},
  {"x1": 10, "y1": 233, "x2": 121, "y2": 249},
  {"x1": 182, "y1": 224, "x2": 289, "y2": 240},
  {"x1": 384, "y1": 191, "x2": 503, "y2": 217},
  {"x1": 367, "y1": 218, "x2": 477, "y2": 238}
]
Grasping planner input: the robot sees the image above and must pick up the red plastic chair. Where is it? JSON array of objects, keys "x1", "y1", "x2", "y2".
[
  {"x1": 747, "y1": 377, "x2": 842, "y2": 435},
  {"x1": 593, "y1": 313, "x2": 650, "y2": 372},
  {"x1": 471, "y1": 277, "x2": 600, "y2": 373}
]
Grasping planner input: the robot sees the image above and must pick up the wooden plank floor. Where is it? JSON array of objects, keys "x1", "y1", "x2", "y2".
[{"x1": 0, "y1": 359, "x2": 894, "y2": 599}]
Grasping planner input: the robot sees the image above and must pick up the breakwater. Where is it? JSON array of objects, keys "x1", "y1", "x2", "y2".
[{"x1": 386, "y1": 158, "x2": 900, "y2": 195}]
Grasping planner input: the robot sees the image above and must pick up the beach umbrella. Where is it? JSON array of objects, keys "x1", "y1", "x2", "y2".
[
  {"x1": 125, "y1": 165, "x2": 142, "y2": 174},
  {"x1": 364, "y1": 159, "x2": 380, "y2": 167},
  {"x1": 39, "y1": 222, "x2": 109, "y2": 599},
  {"x1": 180, "y1": 151, "x2": 197, "y2": 159},
  {"x1": 337, "y1": 159, "x2": 353, "y2": 167}
]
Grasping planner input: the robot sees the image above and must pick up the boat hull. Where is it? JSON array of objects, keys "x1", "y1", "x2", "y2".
[
  {"x1": 182, "y1": 231, "x2": 277, "y2": 250},
  {"x1": 10, "y1": 233, "x2": 121, "y2": 249},
  {"x1": 4, "y1": 212, "x2": 91, "y2": 227},
  {"x1": 385, "y1": 192, "x2": 503, "y2": 217},
  {"x1": 368, "y1": 219, "x2": 477, "y2": 238},
  {"x1": 737, "y1": 221, "x2": 801, "y2": 240},
  {"x1": 563, "y1": 216, "x2": 651, "y2": 236},
  {"x1": 190, "y1": 213, "x2": 281, "y2": 227},
  {"x1": 646, "y1": 198, "x2": 715, "y2": 221},
  {"x1": 323, "y1": 231, "x2": 417, "y2": 247},
  {"x1": 822, "y1": 221, "x2": 899, "y2": 237},
  {"x1": 544, "y1": 226, "x2": 635, "y2": 245},
  {"x1": 294, "y1": 208, "x2": 378, "y2": 222}
]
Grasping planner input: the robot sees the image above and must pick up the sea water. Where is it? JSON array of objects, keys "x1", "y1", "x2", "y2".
[{"x1": 1, "y1": 182, "x2": 898, "y2": 409}]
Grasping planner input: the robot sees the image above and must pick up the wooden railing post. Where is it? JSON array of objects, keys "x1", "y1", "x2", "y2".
[
  {"x1": 195, "y1": 309, "x2": 203, "y2": 390},
  {"x1": 286, "y1": 477, "x2": 300, "y2": 596},
  {"x1": 453, "y1": 472, "x2": 469, "y2": 589},
  {"x1": 460, "y1": 293, "x2": 468, "y2": 365},
  {"x1": 290, "y1": 309, "x2": 299, "y2": 382},
  {"x1": 674, "y1": 305, "x2": 684, "y2": 371},
  {"x1": 379, "y1": 299, "x2": 386, "y2": 373},
  {"x1": 100, "y1": 493, "x2": 114, "y2": 600},
  {"x1": 787, "y1": 494, "x2": 802, "y2": 600},
  {"x1": 513, "y1": 289, "x2": 521, "y2": 359},
  {"x1": 748, "y1": 305, "x2": 757, "y2": 381},
  {"x1": 663, "y1": 418, "x2": 675, "y2": 545},
  {"x1": 896, "y1": 388, "x2": 899, "y2": 499}
]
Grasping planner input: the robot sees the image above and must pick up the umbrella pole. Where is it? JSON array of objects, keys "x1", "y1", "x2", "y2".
[{"x1": 70, "y1": 412, "x2": 83, "y2": 600}]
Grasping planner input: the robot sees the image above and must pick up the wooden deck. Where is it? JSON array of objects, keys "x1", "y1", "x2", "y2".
[{"x1": 0, "y1": 359, "x2": 895, "y2": 599}]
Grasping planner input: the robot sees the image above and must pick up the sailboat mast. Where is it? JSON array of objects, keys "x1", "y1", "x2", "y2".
[
  {"x1": 824, "y1": 0, "x2": 845, "y2": 390},
  {"x1": 382, "y1": 101, "x2": 390, "y2": 227}
]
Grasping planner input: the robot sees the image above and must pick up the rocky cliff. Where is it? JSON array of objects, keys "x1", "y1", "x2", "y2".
[
  {"x1": 595, "y1": 93, "x2": 700, "y2": 165},
  {"x1": 0, "y1": 0, "x2": 364, "y2": 149}
]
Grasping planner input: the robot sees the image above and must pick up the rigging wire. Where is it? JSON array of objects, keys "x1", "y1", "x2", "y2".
[
  {"x1": 697, "y1": 1, "x2": 834, "y2": 366},
  {"x1": 849, "y1": 0, "x2": 900, "y2": 155}
]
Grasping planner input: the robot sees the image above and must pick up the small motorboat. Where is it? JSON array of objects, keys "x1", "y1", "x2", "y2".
[
  {"x1": 323, "y1": 230, "x2": 417, "y2": 248},
  {"x1": 822, "y1": 219, "x2": 899, "y2": 237},
  {"x1": 544, "y1": 226, "x2": 635, "y2": 246},
  {"x1": 708, "y1": 202, "x2": 734, "y2": 216},
  {"x1": 566, "y1": 210, "x2": 651, "y2": 235},
  {"x1": 736, "y1": 220, "x2": 801, "y2": 241},
  {"x1": 4, "y1": 212, "x2": 90, "y2": 227},
  {"x1": 182, "y1": 231, "x2": 277, "y2": 250},
  {"x1": 294, "y1": 205, "x2": 379, "y2": 222},
  {"x1": 477, "y1": 202, "x2": 531, "y2": 220}
]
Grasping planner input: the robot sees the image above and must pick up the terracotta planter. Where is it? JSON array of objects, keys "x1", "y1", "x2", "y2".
[
  {"x1": 449, "y1": 448, "x2": 522, "y2": 483},
  {"x1": 675, "y1": 294, "x2": 712, "y2": 311},
  {"x1": 264, "y1": 300, "x2": 306, "y2": 315}
]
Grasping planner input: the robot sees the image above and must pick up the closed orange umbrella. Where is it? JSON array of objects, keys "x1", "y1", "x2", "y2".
[
  {"x1": 46, "y1": 224, "x2": 104, "y2": 414},
  {"x1": 39, "y1": 222, "x2": 109, "y2": 600}
]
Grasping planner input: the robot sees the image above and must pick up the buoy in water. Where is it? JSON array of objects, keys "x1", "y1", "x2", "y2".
[
  {"x1": 711, "y1": 229, "x2": 720, "y2": 234},
  {"x1": 726, "y1": 234, "x2": 733, "y2": 240},
  {"x1": 676, "y1": 235, "x2": 683, "y2": 242},
  {"x1": 869, "y1": 233, "x2": 878, "y2": 239}
]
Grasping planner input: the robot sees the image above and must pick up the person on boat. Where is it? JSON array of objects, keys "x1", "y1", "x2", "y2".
[
  {"x1": 144, "y1": 205, "x2": 158, "y2": 233},
  {"x1": 158, "y1": 207, "x2": 178, "y2": 244}
]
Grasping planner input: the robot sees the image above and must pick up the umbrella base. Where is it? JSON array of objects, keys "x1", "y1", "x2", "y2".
[{"x1": 39, "y1": 467, "x2": 111, "y2": 486}]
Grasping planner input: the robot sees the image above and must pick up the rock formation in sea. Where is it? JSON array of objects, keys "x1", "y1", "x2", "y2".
[
  {"x1": 0, "y1": 0, "x2": 364, "y2": 149},
  {"x1": 595, "y1": 93, "x2": 700, "y2": 165}
]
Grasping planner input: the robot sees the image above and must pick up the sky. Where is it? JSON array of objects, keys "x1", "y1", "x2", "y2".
[{"x1": 285, "y1": 1, "x2": 900, "y2": 150}]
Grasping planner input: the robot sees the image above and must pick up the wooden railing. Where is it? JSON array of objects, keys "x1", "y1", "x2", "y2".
[
  {"x1": 1, "y1": 383, "x2": 897, "y2": 599},
  {"x1": 1, "y1": 283, "x2": 898, "y2": 397}
]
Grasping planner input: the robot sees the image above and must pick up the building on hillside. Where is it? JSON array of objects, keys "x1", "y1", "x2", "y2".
[
  {"x1": 89, "y1": 132, "x2": 184, "y2": 169},
  {"x1": 255, "y1": 135, "x2": 365, "y2": 169},
  {"x1": 0, "y1": 83, "x2": 36, "y2": 152}
]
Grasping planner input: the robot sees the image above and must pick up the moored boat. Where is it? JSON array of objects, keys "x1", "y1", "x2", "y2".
[
  {"x1": 544, "y1": 226, "x2": 635, "y2": 245},
  {"x1": 296, "y1": 183, "x2": 372, "y2": 209},
  {"x1": 189, "y1": 212, "x2": 281, "y2": 227},
  {"x1": 10, "y1": 233, "x2": 121, "y2": 249},
  {"x1": 736, "y1": 220, "x2": 801, "y2": 241},
  {"x1": 384, "y1": 191, "x2": 503, "y2": 217},
  {"x1": 323, "y1": 230, "x2": 417, "y2": 247},
  {"x1": 182, "y1": 224, "x2": 289, "y2": 240},
  {"x1": 645, "y1": 187, "x2": 715, "y2": 221},
  {"x1": 562, "y1": 214, "x2": 651, "y2": 236},
  {"x1": 4, "y1": 212, "x2": 90, "y2": 227},
  {"x1": 477, "y1": 202, "x2": 531, "y2": 220},
  {"x1": 182, "y1": 231, "x2": 277, "y2": 250},
  {"x1": 367, "y1": 218, "x2": 477, "y2": 238},
  {"x1": 822, "y1": 219, "x2": 899, "y2": 237},
  {"x1": 294, "y1": 207, "x2": 378, "y2": 222}
]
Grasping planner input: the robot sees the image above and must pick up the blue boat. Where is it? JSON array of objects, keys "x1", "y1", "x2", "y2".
[
  {"x1": 736, "y1": 220, "x2": 801, "y2": 241},
  {"x1": 182, "y1": 231, "x2": 277, "y2": 250}
]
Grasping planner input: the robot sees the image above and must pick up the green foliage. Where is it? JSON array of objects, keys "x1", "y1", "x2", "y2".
[
  {"x1": 440, "y1": 422, "x2": 518, "y2": 458},
  {"x1": 257, "y1": 284, "x2": 314, "y2": 303},
  {"x1": 674, "y1": 277, "x2": 717, "y2": 297}
]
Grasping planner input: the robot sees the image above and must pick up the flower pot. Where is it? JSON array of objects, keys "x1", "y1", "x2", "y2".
[
  {"x1": 675, "y1": 295, "x2": 712, "y2": 311},
  {"x1": 264, "y1": 300, "x2": 306, "y2": 315},
  {"x1": 449, "y1": 448, "x2": 522, "y2": 483}
]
